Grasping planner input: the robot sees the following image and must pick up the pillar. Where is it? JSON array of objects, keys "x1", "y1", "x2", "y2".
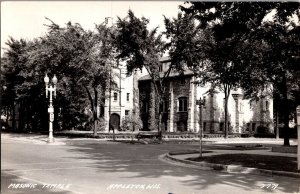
[
  {"x1": 168, "y1": 82, "x2": 174, "y2": 132},
  {"x1": 194, "y1": 83, "x2": 199, "y2": 132},
  {"x1": 188, "y1": 78, "x2": 195, "y2": 132},
  {"x1": 232, "y1": 93, "x2": 243, "y2": 133}
]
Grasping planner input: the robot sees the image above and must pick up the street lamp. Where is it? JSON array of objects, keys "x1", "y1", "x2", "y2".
[
  {"x1": 196, "y1": 96, "x2": 206, "y2": 158},
  {"x1": 44, "y1": 74, "x2": 57, "y2": 143}
]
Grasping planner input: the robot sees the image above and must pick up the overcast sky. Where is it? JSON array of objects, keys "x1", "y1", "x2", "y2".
[{"x1": 1, "y1": 1, "x2": 185, "y2": 55}]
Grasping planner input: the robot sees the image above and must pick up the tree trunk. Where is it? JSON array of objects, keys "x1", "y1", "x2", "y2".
[
  {"x1": 93, "y1": 88, "x2": 98, "y2": 137},
  {"x1": 158, "y1": 111, "x2": 162, "y2": 140},
  {"x1": 224, "y1": 86, "x2": 230, "y2": 139},
  {"x1": 275, "y1": 109, "x2": 279, "y2": 139},
  {"x1": 84, "y1": 86, "x2": 97, "y2": 137},
  {"x1": 281, "y1": 74, "x2": 290, "y2": 146},
  {"x1": 156, "y1": 99, "x2": 162, "y2": 140},
  {"x1": 224, "y1": 95, "x2": 229, "y2": 138},
  {"x1": 12, "y1": 102, "x2": 16, "y2": 130}
]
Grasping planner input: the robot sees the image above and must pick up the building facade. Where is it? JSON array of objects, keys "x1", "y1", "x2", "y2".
[
  {"x1": 103, "y1": 63, "x2": 146, "y2": 131},
  {"x1": 138, "y1": 57, "x2": 274, "y2": 134}
]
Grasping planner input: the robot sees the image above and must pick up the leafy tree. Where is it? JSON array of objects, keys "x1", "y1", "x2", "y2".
[
  {"x1": 1, "y1": 38, "x2": 30, "y2": 130},
  {"x1": 239, "y1": 11, "x2": 300, "y2": 145},
  {"x1": 169, "y1": 2, "x2": 299, "y2": 141},
  {"x1": 114, "y1": 10, "x2": 168, "y2": 138},
  {"x1": 2, "y1": 18, "x2": 115, "y2": 135},
  {"x1": 1, "y1": 37, "x2": 48, "y2": 131},
  {"x1": 34, "y1": 19, "x2": 114, "y2": 136}
]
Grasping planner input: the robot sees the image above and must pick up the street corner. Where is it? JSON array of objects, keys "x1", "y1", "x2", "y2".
[{"x1": 161, "y1": 151, "x2": 300, "y2": 179}]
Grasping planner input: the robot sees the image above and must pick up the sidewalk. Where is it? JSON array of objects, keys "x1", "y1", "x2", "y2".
[
  {"x1": 2, "y1": 131, "x2": 298, "y2": 145},
  {"x1": 1, "y1": 133, "x2": 67, "y2": 145},
  {"x1": 164, "y1": 146, "x2": 300, "y2": 178},
  {"x1": 56, "y1": 130, "x2": 299, "y2": 145}
]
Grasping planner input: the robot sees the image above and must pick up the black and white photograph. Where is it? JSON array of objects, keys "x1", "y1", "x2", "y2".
[{"x1": 1, "y1": 1, "x2": 300, "y2": 194}]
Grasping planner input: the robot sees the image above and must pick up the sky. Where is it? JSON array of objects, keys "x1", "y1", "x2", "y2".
[{"x1": 1, "y1": 1, "x2": 185, "y2": 55}]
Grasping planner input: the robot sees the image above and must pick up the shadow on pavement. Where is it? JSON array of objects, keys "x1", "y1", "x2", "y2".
[{"x1": 63, "y1": 142, "x2": 300, "y2": 193}]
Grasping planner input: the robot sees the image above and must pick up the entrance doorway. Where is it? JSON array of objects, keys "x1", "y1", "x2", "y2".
[{"x1": 110, "y1": 113, "x2": 120, "y2": 131}]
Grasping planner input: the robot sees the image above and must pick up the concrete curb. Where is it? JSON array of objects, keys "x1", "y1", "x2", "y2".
[{"x1": 164, "y1": 153, "x2": 300, "y2": 178}]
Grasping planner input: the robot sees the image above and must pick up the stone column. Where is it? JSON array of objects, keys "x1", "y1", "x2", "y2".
[
  {"x1": 188, "y1": 78, "x2": 194, "y2": 132},
  {"x1": 232, "y1": 93, "x2": 243, "y2": 133},
  {"x1": 194, "y1": 83, "x2": 199, "y2": 132},
  {"x1": 168, "y1": 82, "x2": 174, "y2": 132},
  {"x1": 209, "y1": 93, "x2": 215, "y2": 133}
]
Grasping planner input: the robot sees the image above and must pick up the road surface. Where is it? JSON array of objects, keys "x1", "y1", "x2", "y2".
[{"x1": 1, "y1": 135, "x2": 299, "y2": 194}]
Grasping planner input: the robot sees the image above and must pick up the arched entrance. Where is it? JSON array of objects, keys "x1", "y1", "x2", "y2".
[{"x1": 109, "y1": 113, "x2": 120, "y2": 131}]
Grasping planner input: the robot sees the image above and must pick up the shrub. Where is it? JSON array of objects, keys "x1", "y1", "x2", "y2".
[{"x1": 120, "y1": 114, "x2": 143, "y2": 131}]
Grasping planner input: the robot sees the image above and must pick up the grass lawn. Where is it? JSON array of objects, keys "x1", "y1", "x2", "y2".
[{"x1": 187, "y1": 154, "x2": 299, "y2": 173}]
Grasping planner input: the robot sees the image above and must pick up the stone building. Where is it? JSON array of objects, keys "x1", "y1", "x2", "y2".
[
  {"x1": 103, "y1": 63, "x2": 146, "y2": 131},
  {"x1": 138, "y1": 57, "x2": 274, "y2": 134}
]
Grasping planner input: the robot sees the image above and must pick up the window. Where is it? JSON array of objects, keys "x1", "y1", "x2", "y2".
[
  {"x1": 178, "y1": 97, "x2": 188, "y2": 112},
  {"x1": 125, "y1": 110, "x2": 129, "y2": 116},
  {"x1": 160, "y1": 99, "x2": 168, "y2": 113},
  {"x1": 246, "y1": 123, "x2": 250, "y2": 131},
  {"x1": 179, "y1": 79, "x2": 186, "y2": 85},
  {"x1": 126, "y1": 93, "x2": 130, "y2": 101},
  {"x1": 113, "y1": 92, "x2": 118, "y2": 101},
  {"x1": 220, "y1": 122, "x2": 224, "y2": 131},
  {"x1": 265, "y1": 101, "x2": 269, "y2": 111},
  {"x1": 252, "y1": 123, "x2": 256, "y2": 132},
  {"x1": 142, "y1": 101, "x2": 148, "y2": 113},
  {"x1": 203, "y1": 122, "x2": 207, "y2": 132},
  {"x1": 159, "y1": 64, "x2": 163, "y2": 72}
]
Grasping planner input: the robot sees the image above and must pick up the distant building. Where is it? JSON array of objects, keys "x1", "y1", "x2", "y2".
[
  {"x1": 138, "y1": 57, "x2": 274, "y2": 134},
  {"x1": 103, "y1": 63, "x2": 146, "y2": 131}
]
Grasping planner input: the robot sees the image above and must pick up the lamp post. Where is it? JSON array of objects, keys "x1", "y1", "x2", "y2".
[
  {"x1": 44, "y1": 74, "x2": 57, "y2": 143},
  {"x1": 196, "y1": 96, "x2": 206, "y2": 158}
]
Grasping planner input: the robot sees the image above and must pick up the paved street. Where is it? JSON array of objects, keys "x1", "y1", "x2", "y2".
[{"x1": 1, "y1": 134, "x2": 300, "y2": 194}]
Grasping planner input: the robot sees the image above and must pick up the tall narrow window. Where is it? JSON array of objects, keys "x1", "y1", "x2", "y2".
[
  {"x1": 252, "y1": 123, "x2": 256, "y2": 132},
  {"x1": 159, "y1": 64, "x2": 163, "y2": 72},
  {"x1": 160, "y1": 99, "x2": 169, "y2": 113},
  {"x1": 113, "y1": 92, "x2": 118, "y2": 101},
  {"x1": 265, "y1": 101, "x2": 269, "y2": 111},
  {"x1": 178, "y1": 97, "x2": 188, "y2": 112},
  {"x1": 142, "y1": 101, "x2": 148, "y2": 113},
  {"x1": 220, "y1": 122, "x2": 224, "y2": 131},
  {"x1": 125, "y1": 110, "x2": 129, "y2": 116},
  {"x1": 126, "y1": 93, "x2": 130, "y2": 101}
]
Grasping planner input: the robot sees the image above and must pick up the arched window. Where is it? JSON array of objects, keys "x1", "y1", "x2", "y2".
[{"x1": 178, "y1": 97, "x2": 188, "y2": 112}]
